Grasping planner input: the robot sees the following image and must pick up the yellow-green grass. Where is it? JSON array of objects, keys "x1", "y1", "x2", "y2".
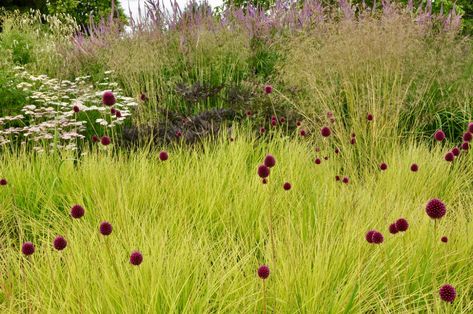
[{"x1": 0, "y1": 132, "x2": 472, "y2": 313}]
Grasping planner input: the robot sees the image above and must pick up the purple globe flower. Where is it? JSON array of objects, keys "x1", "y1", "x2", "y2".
[
  {"x1": 102, "y1": 91, "x2": 116, "y2": 106},
  {"x1": 395, "y1": 218, "x2": 409, "y2": 232},
  {"x1": 264, "y1": 85, "x2": 273, "y2": 94},
  {"x1": 461, "y1": 142, "x2": 469, "y2": 150},
  {"x1": 314, "y1": 158, "x2": 321, "y2": 165},
  {"x1": 283, "y1": 182, "x2": 291, "y2": 191},
  {"x1": 22, "y1": 242, "x2": 35, "y2": 256},
  {"x1": 0, "y1": 178, "x2": 7, "y2": 186},
  {"x1": 100, "y1": 221, "x2": 113, "y2": 236},
  {"x1": 115, "y1": 110, "x2": 122, "y2": 118},
  {"x1": 426, "y1": 198, "x2": 446, "y2": 219},
  {"x1": 257, "y1": 265, "x2": 270, "y2": 279},
  {"x1": 101, "y1": 136, "x2": 111, "y2": 146},
  {"x1": 434, "y1": 130, "x2": 446, "y2": 142},
  {"x1": 73, "y1": 105, "x2": 80, "y2": 113},
  {"x1": 389, "y1": 223, "x2": 398, "y2": 234},
  {"x1": 441, "y1": 236, "x2": 448, "y2": 243},
  {"x1": 367, "y1": 113, "x2": 374, "y2": 121},
  {"x1": 335, "y1": 147, "x2": 340, "y2": 154},
  {"x1": 300, "y1": 129, "x2": 307, "y2": 137},
  {"x1": 410, "y1": 163, "x2": 419, "y2": 172},
  {"x1": 379, "y1": 163, "x2": 388, "y2": 171},
  {"x1": 262, "y1": 178, "x2": 268, "y2": 184},
  {"x1": 444, "y1": 152, "x2": 454, "y2": 162},
  {"x1": 159, "y1": 151, "x2": 168, "y2": 161},
  {"x1": 321, "y1": 127, "x2": 331, "y2": 137},
  {"x1": 469, "y1": 122, "x2": 473, "y2": 133},
  {"x1": 365, "y1": 230, "x2": 375, "y2": 243},
  {"x1": 259, "y1": 127, "x2": 266, "y2": 134},
  {"x1": 264, "y1": 154, "x2": 276, "y2": 168},
  {"x1": 279, "y1": 117, "x2": 286, "y2": 123},
  {"x1": 175, "y1": 130, "x2": 182, "y2": 138},
  {"x1": 463, "y1": 132, "x2": 472, "y2": 142},
  {"x1": 92, "y1": 135, "x2": 99, "y2": 143},
  {"x1": 246, "y1": 110, "x2": 252, "y2": 117},
  {"x1": 296, "y1": 121, "x2": 301, "y2": 127},
  {"x1": 257, "y1": 165, "x2": 270, "y2": 178},
  {"x1": 451, "y1": 147, "x2": 460, "y2": 156},
  {"x1": 111, "y1": 107, "x2": 117, "y2": 115},
  {"x1": 342, "y1": 176, "x2": 349, "y2": 184},
  {"x1": 439, "y1": 284, "x2": 456, "y2": 303},
  {"x1": 350, "y1": 138, "x2": 356, "y2": 145},
  {"x1": 335, "y1": 175, "x2": 340, "y2": 181},
  {"x1": 372, "y1": 231, "x2": 384, "y2": 244},
  {"x1": 53, "y1": 236, "x2": 67, "y2": 251},
  {"x1": 271, "y1": 119, "x2": 277, "y2": 127},
  {"x1": 130, "y1": 251, "x2": 143, "y2": 266},
  {"x1": 70, "y1": 204, "x2": 85, "y2": 219}
]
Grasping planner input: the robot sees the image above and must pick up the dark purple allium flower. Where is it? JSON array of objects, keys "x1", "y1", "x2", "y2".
[
  {"x1": 379, "y1": 163, "x2": 388, "y2": 171},
  {"x1": 258, "y1": 265, "x2": 270, "y2": 279},
  {"x1": 70, "y1": 204, "x2": 85, "y2": 219},
  {"x1": 130, "y1": 251, "x2": 143, "y2": 266},
  {"x1": 461, "y1": 142, "x2": 469, "y2": 150},
  {"x1": 271, "y1": 119, "x2": 277, "y2": 127},
  {"x1": 342, "y1": 176, "x2": 349, "y2": 184},
  {"x1": 335, "y1": 175, "x2": 340, "y2": 181},
  {"x1": 321, "y1": 126, "x2": 331, "y2": 137},
  {"x1": 264, "y1": 155, "x2": 276, "y2": 168},
  {"x1": 259, "y1": 127, "x2": 266, "y2": 134},
  {"x1": 314, "y1": 158, "x2": 321, "y2": 165},
  {"x1": 258, "y1": 165, "x2": 270, "y2": 178},
  {"x1": 102, "y1": 91, "x2": 116, "y2": 106},
  {"x1": 324, "y1": 156, "x2": 329, "y2": 160},
  {"x1": 441, "y1": 236, "x2": 448, "y2": 243},
  {"x1": 110, "y1": 107, "x2": 116, "y2": 115},
  {"x1": 262, "y1": 178, "x2": 268, "y2": 184},
  {"x1": 367, "y1": 113, "x2": 374, "y2": 121},
  {"x1": 439, "y1": 284, "x2": 456, "y2": 303},
  {"x1": 426, "y1": 198, "x2": 446, "y2": 219},
  {"x1": 469, "y1": 122, "x2": 473, "y2": 133},
  {"x1": 159, "y1": 151, "x2": 168, "y2": 161},
  {"x1": 296, "y1": 121, "x2": 301, "y2": 127},
  {"x1": 246, "y1": 110, "x2": 252, "y2": 117},
  {"x1": 140, "y1": 92, "x2": 148, "y2": 102},
  {"x1": 0, "y1": 178, "x2": 7, "y2": 186},
  {"x1": 351, "y1": 132, "x2": 356, "y2": 138},
  {"x1": 434, "y1": 130, "x2": 446, "y2": 142},
  {"x1": 99, "y1": 221, "x2": 113, "y2": 236},
  {"x1": 175, "y1": 130, "x2": 182, "y2": 138},
  {"x1": 365, "y1": 230, "x2": 375, "y2": 243},
  {"x1": 350, "y1": 138, "x2": 356, "y2": 145},
  {"x1": 389, "y1": 223, "x2": 398, "y2": 234},
  {"x1": 115, "y1": 110, "x2": 122, "y2": 118},
  {"x1": 229, "y1": 137, "x2": 235, "y2": 142},
  {"x1": 335, "y1": 147, "x2": 340, "y2": 154},
  {"x1": 279, "y1": 117, "x2": 286, "y2": 123},
  {"x1": 22, "y1": 242, "x2": 35, "y2": 256},
  {"x1": 395, "y1": 218, "x2": 409, "y2": 232},
  {"x1": 300, "y1": 129, "x2": 307, "y2": 137},
  {"x1": 53, "y1": 236, "x2": 67, "y2": 251},
  {"x1": 92, "y1": 135, "x2": 99, "y2": 143},
  {"x1": 101, "y1": 136, "x2": 111, "y2": 146},
  {"x1": 410, "y1": 163, "x2": 419, "y2": 172},
  {"x1": 463, "y1": 132, "x2": 472, "y2": 142},
  {"x1": 372, "y1": 231, "x2": 384, "y2": 244},
  {"x1": 283, "y1": 182, "x2": 291, "y2": 190},
  {"x1": 444, "y1": 152, "x2": 454, "y2": 162},
  {"x1": 451, "y1": 147, "x2": 460, "y2": 156},
  {"x1": 73, "y1": 105, "x2": 80, "y2": 113},
  {"x1": 264, "y1": 85, "x2": 273, "y2": 94}
]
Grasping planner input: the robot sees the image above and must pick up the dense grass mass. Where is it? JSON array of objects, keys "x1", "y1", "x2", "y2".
[{"x1": 0, "y1": 132, "x2": 472, "y2": 312}]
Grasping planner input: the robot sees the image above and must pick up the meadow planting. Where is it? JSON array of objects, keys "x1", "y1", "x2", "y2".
[{"x1": 0, "y1": 0, "x2": 472, "y2": 312}]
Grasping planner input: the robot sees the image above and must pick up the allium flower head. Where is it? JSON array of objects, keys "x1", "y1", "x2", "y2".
[
  {"x1": 389, "y1": 223, "x2": 398, "y2": 234},
  {"x1": 365, "y1": 230, "x2": 375, "y2": 243},
  {"x1": 259, "y1": 127, "x2": 266, "y2": 134},
  {"x1": 461, "y1": 142, "x2": 469, "y2": 150},
  {"x1": 92, "y1": 135, "x2": 99, "y2": 143},
  {"x1": 321, "y1": 126, "x2": 331, "y2": 137},
  {"x1": 100, "y1": 221, "x2": 113, "y2": 236},
  {"x1": 441, "y1": 236, "x2": 448, "y2": 243},
  {"x1": 468, "y1": 122, "x2": 473, "y2": 133},
  {"x1": 335, "y1": 175, "x2": 340, "y2": 181},
  {"x1": 439, "y1": 284, "x2": 456, "y2": 303},
  {"x1": 351, "y1": 133, "x2": 356, "y2": 138},
  {"x1": 283, "y1": 182, "x2": 291, "y2": 191},
  {"x1": 70, "y1": 204, "x2": 85, "y2": 219},
  {"x1": 463, "y1": 132, "x2": 472, "y2": 142},
  {"x1": 342, "y1": 176, "x2": 349, "y2": 184},
  {"x1": 175, "y1": 130, "x2": 182, "y2": 138},
  {"x1": 451, "y1": 147, "x2": 460, "y2": 156},
  {"x1": 130, "y1": 251, "x2": 143, "y2": 266},
  {"x1": 444, "y1": 152, "x2": 454, "y2": 162},
  {"x1": 410, "y1": 163, "x2": 419, "y2": 172},
  {"x1": 73, "y1": 105, "x2": 80, "y2": 113},
  {"x1": 22, "y1": 242, "x2": 35, "y2": 256},
  {"x1": 159, "y1": 151, "x2": 168, "y2": 161},
  {"x1": 395, "y1": 218, "x2": 409, "y2": 232},
  {"x1": 102, "y1": 91, "x2": 116, "y2": 106},
  {"x1": 53, "y1": 236, "x2": 67, "y2": 251},
  {"x1": 246, "y1": 110, "x2": 252, "y2": 117},
  {"x1": 258, "y1": 265, "x2": 270, "y2": 279},
  {"x1": 110, "y1": 107, "x2": 116, "y2": 115},
  {"x1": 314, "y1": 158, "x2": 321, "y2": 165},
  {"x1": 115, "y1": 110, "x2": 122, "y2": 118},
  {"x1": 350, "y1": 138, "x2": 356, "y2": 145},
  {"x1": 0, "y1": 178, "x2": 7, "y2": 186},
  {"x1": 296, "y1": 121, "x2": 301, "y2": 127},
  {"x1": 379, "y1": 163, "x2": 388, "y2": 171},
  {"x1": 367, "y1": 113, "x2": 374, "y2": 121},
  {"x1": 264, "y1": 85, "x2": 273, "y2": 94},
  {"x1": 372, "y1": 231, "x2": 384, "y2": 244},
  {"x1": 300, "y1": 129, "x2": 306, "y2": 137},
  {"x1": 101, "y1": 136, "x2": 111, "y2": 146},
  {"x1": 262, "y1": 178, "x2": 268, "y2": 184},
  {"x1": 264, "y1": 154, "x2": 276, "y2": 168},
  {"x1": 279, "y1": 117, "x2": 285, "y2": 123},
  {"x1": 426, "y1": 198, "x2": 446, "y2": 219},
  {"x1": 271, "y1": 119, "x2": 277, "y2": 127},
  {"x1": 257, "y1": 165, "x2": 270, "y2": 178},
  {"x1": 335, "y1": 148, "x2": 340, "y2": 154},
  {"x1": 434, "y1": 130, "x2": 446, "y2": 141},
  {"x1": 140, "y1": 92, "x2": 148, "y2": 101}
]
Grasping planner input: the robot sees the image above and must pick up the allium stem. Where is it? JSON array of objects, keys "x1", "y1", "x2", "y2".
[
  {"x1": 267, "y1": 185, "x2": 277, "y2": 262},
  {"x1": 262, "y1": 279, "x2": 267, "y2": 314}
]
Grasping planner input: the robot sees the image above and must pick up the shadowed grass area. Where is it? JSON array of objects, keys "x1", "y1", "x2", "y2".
[{"x1": 0, "y1": 131, "x2": 472, "y2": 312}]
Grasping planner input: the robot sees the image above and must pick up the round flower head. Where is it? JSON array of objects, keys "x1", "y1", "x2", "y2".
[
  {"x1": 441, "y1": 236, "x2": 448, "y2": 243},
  {"x1": 410, "y1": 163, "x2": 419, "y2": 172},
  {"x1": 463, "y1": 132, "x2": 472, "y2": 142},
  {"x1": 461, "y1": 141, "x2": 469, "y2": 150},
  {"x1": 279, "y1": 117, "x2": 285, "y2": 123},
  {"x1": 434, "y1": 129, "x2": 446, "y2": 141},
  {"x1": 257, "y1": 165, "x2": 270, "y2": 178},
  {"x1": 439, "y1": 284, "x2": 456, "y2": 303},
  {"x1": 92, "y1": 135, "x2": 99, "y2": 143},
  {"x1": 300, "y1": 129, "x2": 306, "y2": 137},
  {"x1": 342, "y1": 176, "x2": 349, "y2": 184},
  {"x1": 264, "y1": 85, "x2": 273, "y2": 94},
  {"x1": 367, "y1": 113, "x2": 374, "y2": 121},
  {"x1": 379, "y1": 163, "x2": 388, "y2": 171},
  {"x1": 426, "y1": 198, "x2": 446, "y2": 219},
  {"x1": 296, "y1": 121, "x2": 301, "y2": 127},
  {"x1": 389, "y1": 223, "x2": 398, "y2": 234},
  {"x1": 140, "y1": 92, "x2": 148, "y2": 101},
  {"x1": 264, "y1": 154, "x2": 276, "y2": 168},
  {"x1": 395, "y1": 218, "x2": 409, "y2": 232},
  {"x1": 101, "y1": 136, "x2": 111, "y2": 146},
  {"x1": 259, "y1": 127, "x2": 266, "y2": 134},
  {"x1": 444, "y1": 152, "x2": 454, "y2": 162},
  {"x1": 350, "y1": 138, "x2": 356, "y2": 145},
  {"x1": 175, "y1": 130, "x2": 182, "y2": 138},
  {"x1": 0, "y1": 178, "x2": 7, "y2": 186},
  {"x1": 159, "y1": 151, "x2": 168, "y2": 161},
  {"x1": 335, "y1": 147, "x2": 340, "y2": 154},
  {"x1": 102, "y1": 91, "x2": 116, "y2": 106},
  {"x1": 22, "y1": 242, "x2": 35, "y2": 256},
  {"x1": 451, "y1": 147, "x2": 460, "y2": 156},
  {"x1": 321, "y1": 126, "x2": 331, "y2": 137},
  {"x1": 246, "y1": 110, "x2": 252, "y2": 117},
  {"x1": 335, "y1": 175, "x2": 340, "y2": 181},
  {"x1": 258, "y1": 265, "x2": 270, "y2": 279},
  {"x1": 314, "y1": 158, "x2": 321, "y2": 165},
  {"x1": 324, "y1": 156, "x2": 329, "y2": 160},
  {"x1": 365, "y1": 230, "x2": 375, "y2": 243},
  {"x1": 53, "y1": 236, "x2": 67, "y2": 251},
  {"x1": 351, "y1": 133, "x2": 356, "y2": 138},
  {"x1": 372, "y1": 231, "x2": 384, "y2": 244},
  {"x1": 110, "y1": 107, "x2": 116, "y2": 115},
  {"x1": 283, "y1": 182, "x2": 291, "y2": 191},
  {"x1": 271, "y1": 119, "x2": 277, "y2": 127},
  {"x1": 115, "y1": 110, "x2": 122, "y2": 118},
  {"x1": 262, "y1": 178, "x2": 268, "y2": 184},
  {"x1": 73, "y1": 105, "x2": 80, "y2": 113},
  {"x1": 130, "y1": 251, "x2": 143, "y2": 266},
  {"x1": 469, "y1": 122, "x2": 473, "y2": 133},
  {"x1": 70, "y1": 204, "x2": 85, "y2": 219},
  {"x1": 99, "y1": 221, "x2": 113, "y2": 236}
]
